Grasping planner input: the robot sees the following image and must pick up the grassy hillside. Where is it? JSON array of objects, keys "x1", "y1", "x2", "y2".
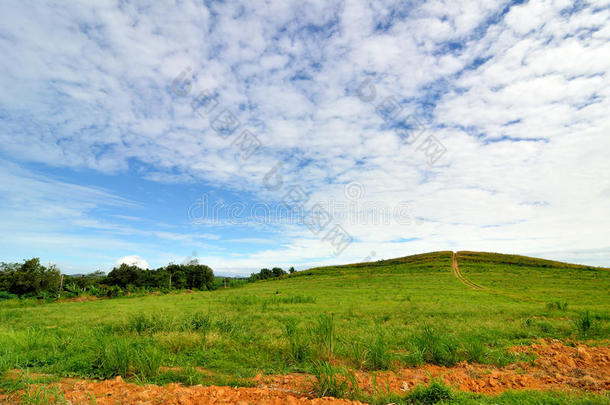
[
  {"x1": 0, "y1": 251, "x2": 609, "y2": 403},
  {"x1": 457, "y1": 251, "x2": 610, "y2": 308}
]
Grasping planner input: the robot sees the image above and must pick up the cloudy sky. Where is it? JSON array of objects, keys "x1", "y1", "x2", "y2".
[{"x1": 1, "y1": 0, "x2": 609, "y2": 275}]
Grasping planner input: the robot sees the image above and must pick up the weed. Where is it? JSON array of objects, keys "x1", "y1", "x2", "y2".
[
  {"x1": 215, "y1": 316, "x2": 238, "y2": 335},
  {"x1": 282, "y1": 318, "x2": 310, "y2": 364},
  {"x1": 20, "y1": 383, "x2": 67, "y2": 405},
  {"x1": 156, "y1": 365, "x2": 203, "y2": 386}
]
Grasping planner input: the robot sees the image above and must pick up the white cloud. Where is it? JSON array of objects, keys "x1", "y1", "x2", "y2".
[
  {"x1": 0, "y1": 0, "x2": 609, "y2": 271},
  {"x1": 116, "y1": 255, "x2": 149, "y2": 270}
]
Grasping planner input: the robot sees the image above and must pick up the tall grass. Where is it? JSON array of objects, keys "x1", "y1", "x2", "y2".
[
  {"x1": 93, "y1": 338, "x2": 131, "y2": 378},
  {"x1": 132, "y1": 344, "x2": 163, "y2": 381},
  {"x1": 408, "y1": 324, "x2": 458, "y2": 366},
  {"x1": 363, "y1": 331, "x2": 393, "y2": 370},
  {"x1": 310, "y1": 361, "x2": 358, "y2": 399},
  {"x1": 282, "y1": 319, "x2": 310, "y2": 364},
  {"x1": 575, "y1": 310, "x2": 598, "y2": 336},
  {"x1": 310, "y1": 314, "x2": 335, "y2": 359}
]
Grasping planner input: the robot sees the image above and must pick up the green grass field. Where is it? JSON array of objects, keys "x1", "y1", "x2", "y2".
[{"x1": 1, "y1": 251, "x2": 609, "y2": 404}]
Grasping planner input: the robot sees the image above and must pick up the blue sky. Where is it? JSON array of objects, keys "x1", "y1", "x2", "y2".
[{"x1": 1, "y1": 0, "x2": 609, "y2": 275}]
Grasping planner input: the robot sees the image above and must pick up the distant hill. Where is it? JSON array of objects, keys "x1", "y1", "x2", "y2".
[{"x1": 297, "y1": 250, "x2": 608, "y2": 277}]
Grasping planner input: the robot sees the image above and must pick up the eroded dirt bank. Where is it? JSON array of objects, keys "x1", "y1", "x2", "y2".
[{"x1": 1, "y1": 340, "x2": 608, "y2": 404}]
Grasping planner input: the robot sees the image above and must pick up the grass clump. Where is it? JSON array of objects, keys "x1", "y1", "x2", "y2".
[
  {"x1": 124, "y1": 313, "x2": 176, "y2": 334},
  {"x1": 282, "y1": 318, "x2": 310, "y2": 364},
  {"x1": 92, "y1": 338, "x2": 131, "y2": 378},
  {"x1": 363, "y1": 331, "x2": 393, "y2": 370},
  {"x1": 546, "y1": 301, "x2": 568, "y2": 311},
  {"x1": 574, "y1": 310, "x2": 600, "y2": 336},
  {"x1": 90, "y1": 337, "x2": 163, "y2": 381},
  {"x1": 404, "y1": 379, "x2": 453, "y2": 404},
  {"x1": 310, "y1": 314, "x2": 335, "y2": 359},
  {"x1": 310, "y1": 361, "x2": 358, "y2": 399},
  {"x1": 132, "y1": 344, "x2": 163, "y2": 380},
  {"x1": 407, "y1": 325, "x2": 458, "y2": 366}
]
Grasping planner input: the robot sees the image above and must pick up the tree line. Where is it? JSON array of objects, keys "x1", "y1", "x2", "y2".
[
  {"x1": 248, "y1": 266, "x2": 295, "y2": 282},
  {"x1": 0, "y1": 258, "x2": 215, "y2": 300},
  {"x1": 0, "y1": 258, "x2": 299, "y2": 300}
]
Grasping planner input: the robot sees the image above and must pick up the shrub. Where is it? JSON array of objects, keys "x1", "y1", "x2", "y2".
[{"x1": 0, "y1": 292, "x2": 17, "y2": 301}]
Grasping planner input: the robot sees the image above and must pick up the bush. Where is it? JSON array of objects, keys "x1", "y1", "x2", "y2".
[
  {"x1": 0, "y1": 292, "x2": 17, "y2": 301},
  {"x1": 105, "y1": 285, "x2": 125, "y2": 298}
]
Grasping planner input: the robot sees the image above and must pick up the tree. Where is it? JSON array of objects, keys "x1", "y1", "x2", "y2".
[
  {"x1": 183, "y1": 260, "x2": 215, "y2": 290},
  {"x1": 259, "y1": 268, "x2": 273, "y2": 280},
  {"x1": 289, "y1": 266, "x2": 295, "y2": 274},
  {"x1": 106, "y1": 263, "x2": 144, "y2": 288},
  {"x1": 0, "y1": 258, "x2": 61, "y2": 296},
  {"x1": 272, "y1": 267, "x2": 287, "y2": 277}
]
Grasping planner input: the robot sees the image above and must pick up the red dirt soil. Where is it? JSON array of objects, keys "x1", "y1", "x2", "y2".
[
  {"x1": 1, "y1": 340, "x2": 608, "y2": 404},
  {"x1": 261, "y1": 340, "x2": 610, "y2": 395}
]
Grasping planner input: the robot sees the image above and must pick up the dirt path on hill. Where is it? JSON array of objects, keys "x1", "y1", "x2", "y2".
[
  {"x1": 2, "y1": 340, "x2": 609, "y2": 404},
  {"x1": 452, "y1": 251, "x2": 482, "y2": 290}
]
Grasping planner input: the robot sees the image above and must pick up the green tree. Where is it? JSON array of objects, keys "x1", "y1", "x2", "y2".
[
  {"x1": 1, "y1": 258, "x2": 61, "y2": 296},
  {"x1": 106, "y1": 263, "x2": 144, "y2": 288},
  {"x1": 259, "y1": 268, "x2": 273, "y2": 279},
  {"x1": 272, "y1": 267, "x2": 287, "y2": 277}
]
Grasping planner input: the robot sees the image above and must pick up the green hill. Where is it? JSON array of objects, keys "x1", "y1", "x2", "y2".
[{"x1": 0, "y1": 251, "x2": 609, "y2": 404}]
